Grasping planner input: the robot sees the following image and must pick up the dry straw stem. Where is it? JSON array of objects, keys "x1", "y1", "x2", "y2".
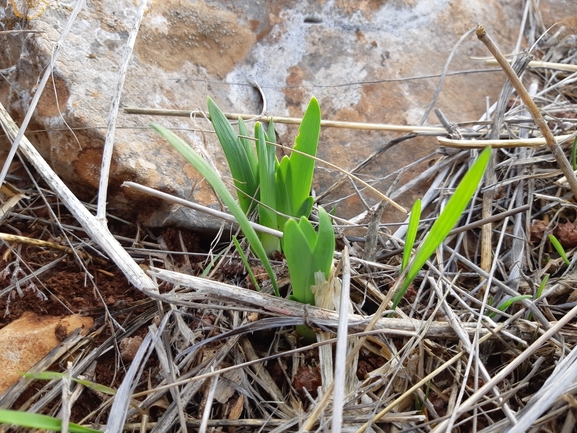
[
  {"x1": 484, "y1": 58, "x2": 577, "y2": 72},
  {"x1": 476, "y1": 24, "x2": 577, "y2": 198},
  {"x1": 124, "y1": 107, "x2": 446, "y2": 134},
  {"x1": 431, "y1": 300, "x2": 577, "y2": 432},
  {"x1": 0, "y1": 0, "x2": 87, "y2": 188},
  {"x1": 146, "y1": 268, "x2": 570, "y2": 342},
  {"x1": 96, "y1": 0, "x2": 148, "y2": 221},
  {"x1": 0, "y1": 232, "x2": 107, "y2": 265},
  {"x1": 438, "y1": 133, "x2": 575, "y2": 148},
  {"x1": 122, "y1": 181, "x2": 283, "y2": 238},
  {"x1": 354, "y1": 324, "x2": 503, "y2": 433}
]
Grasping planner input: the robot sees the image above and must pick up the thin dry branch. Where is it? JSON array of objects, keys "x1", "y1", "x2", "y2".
[
  {"x1": 476, "y1": 24, "x2": 577, "y2": 198},
  {"x1": 0, "y1": 102, "x2": 157, "y2": 293},
  {"x1": 124, "y1": 107, "x2": 446, "y2": 134}
]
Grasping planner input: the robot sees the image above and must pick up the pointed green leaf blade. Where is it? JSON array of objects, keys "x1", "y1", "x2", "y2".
[
  {"x1": 402, "y1": 199, "x2": 421, "y2": 272},
  {"x1": 238, "y1": 117, "x2": 258, "y2": 181},
  {"x1": 256, "y1": 122, "x2": 280, "y2": 254},
  {"x1": 152, "y1": 123, "x2": 279, "y2": 296},
  {"x1": 284, "y1": 217, "x2": 316, "y2": 305},
  {"x1": 0, "y1": 409, "x2": 101, "y2": 433},
  {"x1": 285, "y1": 97, "x2": 321, "y2": 218},
  {"x1": 311, "y1": 206, "x2": 335, "y2": 279},
  {"x1": 393, "y1": 147, "x2": 491, "y2": 309},
  {"x1": 207, "y1": 97, "x2": 258, "y2": 214}
]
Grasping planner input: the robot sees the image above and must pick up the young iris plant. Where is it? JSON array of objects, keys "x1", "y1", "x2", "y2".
[
  {"x1": 153, "y1": 97, "x2": 334, "y2": 307},
  {"x1": 207, "y1": 96, "x2": 321, "y2": 256}
]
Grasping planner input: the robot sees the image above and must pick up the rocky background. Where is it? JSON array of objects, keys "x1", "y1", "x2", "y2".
[{"x1": 0, "y1": 0, "x2": 573, "y2": 232}]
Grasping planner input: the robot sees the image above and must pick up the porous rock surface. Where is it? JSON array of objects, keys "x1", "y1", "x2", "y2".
[{"x1": 0, "y1": 0, "x2": 548, "y2": 230}]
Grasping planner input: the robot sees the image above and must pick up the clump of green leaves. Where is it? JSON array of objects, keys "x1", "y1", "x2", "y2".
[
  {"x1": 394, "y1": 147, "x2": 491, "y2": 309},
  {"x1": 153, "y1": 97, "x2": 331, "y2": 305},
  {"x1": 283, "y1": 206, "x2": 335, "y2": 305},
  {"x1": 207, "y1": 96, "x2": 321, "y2": 256}
]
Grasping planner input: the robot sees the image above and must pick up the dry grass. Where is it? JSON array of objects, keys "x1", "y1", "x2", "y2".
[{"x1": 2, "y1": 2, "x2": 577, "y2": 433}]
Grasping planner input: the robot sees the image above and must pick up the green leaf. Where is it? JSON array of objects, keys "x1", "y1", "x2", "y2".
[
  {"x1": 548, "y1": 234, "x2": 571, "y2": 266},
  {"x1": 284, "y1": 217, "x2": 316, "y2": 305},
  {"x1": 238, "y1": 118, "x2": 258, "y2": 182},
  {"x1": 232, "y1": 236, "x2": 261, "y2": 291},
  {"x1": 279, "y1": 97, "x2": 321, "y2": 219},
  {"x1": 402, "y1": 199, "x2": 421, "y2": 272},
  {"x1": 283, "y1": 207, "x2": 334, "y2": 305},
  {"x1": 0, "y1": 409, "x2": 101, "y2": 433},
  {"x1": 255, "y1": 122, "x2": 281, "y2": 254},
  {"x1": 393, "y1": 147, "x2": 491, "y2": 309},
  {"x1": 152, "y1": 123, "x2": 279, "y2": 296},
  {"x1": 313, "y1": 207, "x2": 336, "y2": 278},
  {"x1": 290, "y1": 97, "x2": 320, "y2": 212},
  {"x1": 22, "y1": 371, "x2": 115, "y2": 395},
  {"x1": 489, "y1": 295, "x2": 533, "y2": 319},
  {"x1": 207, "y1": 97, "x2": 259, "y2": 214},
  {"x1": 267, "y1": 118, "x2": 277, "y2": 145},
  {"x1": 536, "y1": 273, "x2": 549, "y2": 299}
]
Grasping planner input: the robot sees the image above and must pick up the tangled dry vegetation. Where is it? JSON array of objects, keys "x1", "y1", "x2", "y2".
[{"x1": 2, "y1": 7, "x2": 577, "y2": 433}]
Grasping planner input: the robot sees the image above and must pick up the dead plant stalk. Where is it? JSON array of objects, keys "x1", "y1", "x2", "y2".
[{"x1": 476, "y1": 24, "x2": 577, "y2": 198}]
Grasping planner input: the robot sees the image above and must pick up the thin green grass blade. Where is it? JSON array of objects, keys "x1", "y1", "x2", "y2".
[
  {"x1": 548, "y1": 234, "x2": 570, "y2": 265},
  {"x1": 152, "y1": 123, "x2": 279, "y2": 296},
  {"x1": 528, "y1": 273, "x2": 549, "y2": 320},
  {"x1": 0, "y1": 409, "x2": 100, "y2": 433},
  {"x1": 232, "y1": 236, "x2": 261, "y2": 291},
  {"x1": 536, "y1": 273, "x2": 549, "y2": 298},
  {"x1": 22, "y1": 372, "x2": 115, "y2": 395},
  {"x1": 393, "y1": 147, "x2": 491, "y2": 309},
  {"x1": 402, "y1": 199, "x2": 421, "y2": 272},
  {"x1": 489, "y1": 295, "x2": 533, "y2": 319},
  {"x1": 207, "y1": 97, "x2": 259, "y2": 214}
]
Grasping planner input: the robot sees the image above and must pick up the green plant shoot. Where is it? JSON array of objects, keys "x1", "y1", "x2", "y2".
[
  {"x1": 392, "y1": 147, "x2": 491, "y2": 309},
  {"x1": 207, "y1": 96, "x2": 321, "y2": 255},
  {"x1": 283, "y1": 206, "x2": 335, "y2": 305},
  {"x1": 275, "y1": 98, "x2": 321, "y2": 230},
  {"x1": 151, "y1": 123, "x2": 279, "y2": 296},
  {"x1": 528, "y1": 273, "x2": 549, "y2": 320},
  {"x1": 488, "y1": 295, "x2": 533, "y2": 319},
  {"x1": 207, "y1": 98, "x2": 259, "y2": 214},
  {"x1": 402, "y1": 199, "x2": 421, "y2": 272},
  {"x1": 0, "y1": 409, "x2": 100, "y2": 433},
  {"x1": 232, "y1": 235, "x2": 261, "y2": 292},
  {"x1": 22, "y1": 371, "x2": 115, "y2": 395},
  {"x1": 548, "y1": 233, "x2": 570, "y2": 266}
]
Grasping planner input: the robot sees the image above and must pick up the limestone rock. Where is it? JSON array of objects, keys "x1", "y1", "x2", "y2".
[
  {"x1": 0, "y1": 311, "x2": 93, "y2": 394},
  {"x1": 0, "y1": 0, "x2": 552, "y2": 230}
]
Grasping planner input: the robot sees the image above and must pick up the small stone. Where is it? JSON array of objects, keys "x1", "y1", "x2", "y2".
[{"x1": 120, "y1": 336, "x2": 143, "y2": 362}]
